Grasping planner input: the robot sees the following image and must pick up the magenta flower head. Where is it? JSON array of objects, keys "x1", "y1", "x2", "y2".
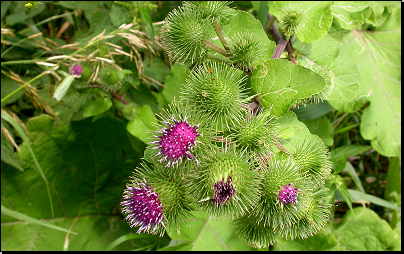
[
  {"x1": 212, "y1": 177, "x2": 236, "y2": 206},
  {"x1": 121, "y1": 178, "x2": 165, "y2": 234},
  {"x1": 150, "y1": 114, "x2": 202, "y2": 167},
  {"x1": 70, "y1": 64, "x2": 83, "y2": 76},
  {"x1": 278, "y1": 183, "x2": 300, "y2": 211}
]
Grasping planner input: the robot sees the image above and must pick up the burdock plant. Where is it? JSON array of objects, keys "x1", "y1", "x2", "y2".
[{"x1": 121, "y1": 1, "x2": 333, "y2": 249}]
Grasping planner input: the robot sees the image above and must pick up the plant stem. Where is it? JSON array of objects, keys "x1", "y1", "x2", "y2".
[
  {"x1": 213, "y1": 20, "x2": 230, "y2": 51},
  {"x1": 272, "y1": 36, "x2": 288, "y2": 59},
  {"x1": 1, "y1": 59, "x2": 50, "y2": 66},
  {"x1": 203, "y1": 41, "x2": 232, "y2": 57},
  {"x1": 110, "y1": 90, "x2": 129, "y2": 105}
]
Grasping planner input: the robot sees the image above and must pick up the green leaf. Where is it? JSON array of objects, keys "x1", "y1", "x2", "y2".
[
  {"x1": 330, "y1": 145, "x2": 371, "y2": 174},
  {"x1": 127, "y1": 104, "x2": 157, "y2": 144},
  {"x1": 1, "y1": 135, "x2": 23, "y2": 171},
  {"x1": 162, "y1": 64, "x2": 190, "y2": 104},
  {"x1": 291, "y1": 101, "x2": 334, "y2": 121},
  {"x1": 342, "y1": 162, "x2": 365, "y2": 193},
  {"x1": 1, "y1": 205, "x2": 76, "y2": 235},
  {"x1": 334, "y1": 175, "x2": 353, "y2": 212},
  {"x1": 348, "y1": 189, "x2": 401, "y2": 212},
  {"x1": 330, "y1": 10, "x2": 401, "y2": 157},
  {"x1": 274, "y1": 225, "x2": 339, "y2": 251},
  {"x1": 269, "y1": 1, "x2": 335, "y2": 43},
  {"x1": 301, "y1": 115, "x2": 334, "y2": 146},
  {"x1": 294, "y1": 34, "x2": 362, "y2": 103},
  {"x1": 1, "y1": 76, "x2": 25, "y2": 105},
  {"x1": 167, "y1": 211, "x2": 255, "y2": 251},
  {"x1": 53, "y1": 75, "x2": 75, "y2": 101},
  {"x1": 82, "y1": 97, "x2": 113, "y2": 118},
  {"x1": 2, "y1": 114, "x2": 140, "y2": 219},
  {"x1": 222, "y1": 10, "x2": 276, "y2": 63},
  {"x1": 334, "y1": 207, "x2": 401, "y2": 250},
  {"x1": 251, "y1": 59, "x2": 326, "y2": 117},
  {"x1": 331, "y1": 1, "x2": 371, "y2": 30},
  {"x1": 109, "y1": 4, "x2": 130, "y2": 27},
  {"x1": 274, "y1": 110, "x2": 317, "y2": 141},
  {"x1": 385, "y1": 156, "x2": 401, "y2": 201}
]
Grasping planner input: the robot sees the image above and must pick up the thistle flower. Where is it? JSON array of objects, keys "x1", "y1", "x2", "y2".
[
  {"x1": 123, "y1": 163, "x2": 195, "y2": 235},
  {"x1": 180, "y1": 61, "x2": 248, "y2": 130},
  {"x1": 229, "y1": 33, "x2": 264, "y2": 72},
  {"x1": 289, "y1": 139, "x2": 332, "y2": 188},
  {"x1": 232, "y1": 157, "x2": 312, "y2": 247},
  {"x1": 148, "y1": 101, "x2": 208, "y2": 168},
  {"x1": 278, "y1": 183, "x2": 300, "y2": 211},
  {"x1": 212, "y1": 177, "x2": 236, "y2": 206},
  {"x1": 256, "y1": 158, "x2": 311, "y2": 228},
  {"x1": 186, "y1": 144, "x2": 260, "y2": 218},
  {"x1": 275, "y1": 186, "x2": 332, "y2": 241},
  {"x1": 121, "y1": 178, "x2": 164, "y2": 235},
  {"x1": 70, "y1": 64, "x2": 83, "y2": 76},
  {"x1": 160, "y1": 6, "x2": 214, "y2": 67}
]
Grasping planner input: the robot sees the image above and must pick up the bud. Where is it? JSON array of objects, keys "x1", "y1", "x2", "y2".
[
  {"x1": 70, "y1": 64, "x2": 83, "y2": 76},
  {"x1": 290, "y1": 139, "x2": 332, "y2": 188},
  {"x1": 186, "y1": 144, "x2": 260, "y2": 218},
  {"x1": 160, "y1": 6, "x2": 214, "y2": 67},
  {"x1": 181, "y1": 62, "x2": 247, "y2": 130},
  {"x1": 229, "y1": 33, "x2": 264, "y2": 71}
]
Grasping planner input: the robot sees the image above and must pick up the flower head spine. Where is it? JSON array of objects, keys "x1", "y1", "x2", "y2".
[
  {"x1": 121, "y1": 178, "x2": 164, "y2": 234},
  {"x1": 151, "y1": 115, "x2": 201, "y2": 167}
]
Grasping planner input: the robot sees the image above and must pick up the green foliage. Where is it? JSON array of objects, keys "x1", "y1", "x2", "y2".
[{"x1": 1, "y1": 0, "x2": 401, "y2": 251}]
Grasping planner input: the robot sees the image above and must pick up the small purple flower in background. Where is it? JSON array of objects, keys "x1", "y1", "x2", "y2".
[
  {"x1": 70, "y1": 64, "x2": 83, "y2": 76},
  {"x1": 151, "y1": 116, "x2": 201, "y2": 167},
  {"x1": 278, "y1": 183, "x2": 300, "y2": 211},
  {"x1": 212, "y1": 177, "x2": 236, "y2": 206},
  {"x1": 121, "y1": 178, "x2": 164, "y2": 234}
]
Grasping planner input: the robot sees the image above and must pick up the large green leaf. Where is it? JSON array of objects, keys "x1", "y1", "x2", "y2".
[
  {"x1": 330, "y1": 1, "x2": 371, "y2": 30},
  {"x1": 269, "y1": 1, "x2": 335, "y2": 43},
  {"x1": 162, "y1": 64, "x2": 190, "y2": 104},
  {"x1": 294, "y1": 34, "x2": 362, "y2": 103},
  {"x1": 274, "y1": 207, "x2": 401, "y2": 251},
  {"x1": 334, "y1": 207, "x2": 401, "y2": 250},
  {"x1": 251, "y1": 59, "x2": 326, "y2": 117},
  {"x1": 329, "y1": 7, "x2": 401, "y2": 157},
  {"x1": 167, "y1": 211, "x2": 256, "y2": 251},
  {"x1": 1, "y1": 114, "x2": 144, "y2": 250},
  {"x1": 126, "y1": 104, "x2": 157, "y2": 144}
]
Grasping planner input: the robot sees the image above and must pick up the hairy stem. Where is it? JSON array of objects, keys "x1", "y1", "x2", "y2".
[
  {"x1": 213, "y1": 20, "x2": 230, "y2": 51},
  {"x1": 203, "y1": 41, "x2": 232, "y2": 57},
  {"x1": 272, "y1": 36, "x2": 288, "y2": 59},
  {"x1": 110, "y1": 90, "x2": 129, "y2": 105}
]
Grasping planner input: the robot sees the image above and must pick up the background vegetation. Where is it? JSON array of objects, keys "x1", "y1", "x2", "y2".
[{"x1": 1, "y1": 1, "x2": 401, "y2": 251}]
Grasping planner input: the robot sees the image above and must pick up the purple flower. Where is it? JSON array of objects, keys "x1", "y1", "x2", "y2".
[
  {"x1": 151, "y1": 116, "x2": 201, "y2": 167},
  {"x1": 71, "y1": 64, "x2": 83, "y2": 76},
  {"x1": 278, "y1": 183, "x2": 300, "y2": 210},
  {"x1": 212, "y1": 177, "x2": 236, "y2": 206},
  {"x1": 121, "y1": 179, "x2": 164, "y2": 234}
]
